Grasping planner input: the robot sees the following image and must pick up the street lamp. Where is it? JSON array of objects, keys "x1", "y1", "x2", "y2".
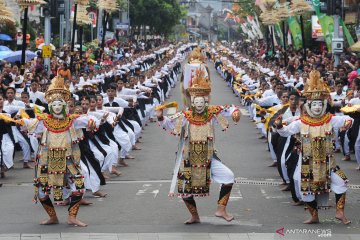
[
  {"x1": 97, "y1": 0, "x2": 119, "y2": 59},
  {"x1": 205, "y1": 4, "x2": 213, "y2": 42},
  {"x1": 273, "y1": 3, "x2": 292, "y2": 67},
  {"x1": 260, "y1": 0, "x2": 278, "y2": 57},
  {"x1": 70, "y1": 0, "x2": 89, "y2": 71},
  {"x1": 290, "y1": 0, "x2": 312, "y2": 62},
  {"x1": 17, "y1": 0, "x2": 46, "y2": 75},
  {"x1": 260, "y1": 12, "x2": 279, "y2": 57},
  {"x1": 74, "y1": 4, "x2": 92, "y2": 60}
]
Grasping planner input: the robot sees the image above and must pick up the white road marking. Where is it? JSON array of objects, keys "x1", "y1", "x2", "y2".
[
  {"x1": 152, "y1": 189, "x2": 160, "y2": 198},
  {"x1": 260, "y1": 188, "x2": 286, "y2": 199},
  {"x1": 229, "y1": 184, "x2": 243, "y2": 201},
  {"x1": 5, "y1": 179, "x2": 360, "y2": 190},
  {"x1": 136, "y1": 184, "x2": 162, "y2": 199}
]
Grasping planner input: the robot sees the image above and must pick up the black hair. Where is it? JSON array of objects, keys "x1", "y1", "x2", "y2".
[
  {"x1": 21, "y1": 91, "x2": 30, "y2": 97},
  {"x1": 89, "y1": 95, "x2": 96, "y2": 101},
  {"x1": 107, "y1": 83, "x2": 117, "y2": 90},
  {"x1": 335, "y1": 80, "x2": 343, "y2": 86},
  {"x1": 289, "y1": 91, "x2": 300, "y2": 98},
  {"x1": 275, "y1": 81, "x2": 284, "y2": 87},
  {"x1": 5, "y1": 87, "x2": 16, "y2": 93},
  {"x1": 353, "y1": 78, "x2": 360, "y2": 89},
  {"x1": 81, "y1": 96, "x2": 90, "y2": 102}
]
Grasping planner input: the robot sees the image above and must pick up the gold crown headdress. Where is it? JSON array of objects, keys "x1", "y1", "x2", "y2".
[
  {"x1": 303, "y1": 70, "x2": 330, "y2": 100},
  {"x1": 45, "y1": 76, "x2": 71, "y2": 103},
  {"x1": 188, "y1": 47, "x2": 206, "y2": 64},
  {"x1": 188, "y1": 68, "x2": 211, "y2": 97}
]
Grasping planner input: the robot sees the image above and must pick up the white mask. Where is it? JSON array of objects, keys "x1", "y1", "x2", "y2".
[
  {"x1": 305, "y1": 100, "x2": 327, "y2": 118},
  {"x1": 50, "y1": 100, "x2": 66, "y2": 118},
  {"x1": 193, "y1": 97, "x2": 206, "y2": 113}
]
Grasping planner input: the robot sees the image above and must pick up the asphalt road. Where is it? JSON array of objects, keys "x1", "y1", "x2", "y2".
[{"x1": 1, "y1": 61, "x2": 360, "y2": 238}]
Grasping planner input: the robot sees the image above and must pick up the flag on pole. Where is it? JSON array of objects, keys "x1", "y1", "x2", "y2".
[{"x1": 288, "y1": 16, "x2": 303, "y2": 50}]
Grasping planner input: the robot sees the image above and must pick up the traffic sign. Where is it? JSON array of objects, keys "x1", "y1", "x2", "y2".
[{"x1": 42, "y1": 45, "x2": 52, "y2": 58}]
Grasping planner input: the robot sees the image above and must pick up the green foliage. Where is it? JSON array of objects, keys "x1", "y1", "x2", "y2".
[
  {"x1": 129, "y1": 0, "x2": 183, "y2": 36},
  {"x1": 0, "y1": 22, "x2": 17, "y2": 49},
  {"x1": 233, "y1": 0, "x2": 260, "y2": 18}
]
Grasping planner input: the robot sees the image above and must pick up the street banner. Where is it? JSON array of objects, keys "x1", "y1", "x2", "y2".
[
  {"x1": 312, "y1": 0, "x2": 334, "y2": 50},
  {"x1": 312, "y1": 15, "x2": 323, "y2": 38},
  {"x1": 288, "y1": 16, "x2": 303, "y2": 50},
  {"x1": 340, "y1": 18, "x2": 355, "y2": 47},
  {"x1": 275, "y1": 23, "x2": 284, "y2": 47}
]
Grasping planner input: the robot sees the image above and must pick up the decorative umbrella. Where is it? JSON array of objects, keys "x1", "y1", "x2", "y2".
[
  {"x1": 0, "y1": 45, "x2": 11, "y2": 51},
  {"x1": 290, "y1": 0, "x2": 312, "y2": 15},
  {"x1": 37, "y1": 43, "x2": 56, "y2": 50},
  {"x1": 2, "y1": 50, "x2": 36, "y2": 63},
  {"x1": 16, "y1": 0, "x2": 47, "y2": 7},
  {"x1": 351, "y1": 41, "x2": 360, "y2": 52},
  {"x1": 0, "y1": 34, "x2": 13, "y2": 41},
  {"x1": 0, "y1": 50, "x2": 13, "y2": 60},
  {"x1": 0, "y1": 0, "x2": 15, "y2": 24}
]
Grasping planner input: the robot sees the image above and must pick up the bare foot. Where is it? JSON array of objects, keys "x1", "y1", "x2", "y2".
[
  {"x1": 215, "y1": 211, "x2": 234, "y2": 222},
  {"x1": 292, "y1": 201, "x2": 304, "y2": 206},
  {"x1": 102, "y1": 173, "x2": 110, "y2": 179},
  {"x1": 23, "y1": 163, "x2": 34, "y2": 169},
  {"x1": 67, "y1": 217, "x2": 87, "y2": 227},
  {"x1": 111, "y1": 170, "x2": 122, "y2": 176},
  {"x1": 336, "y1": 212, "x2": 351, "y2": 225},
  {"x1": 303, "y1": 217, "x2": 319, "y2": 224},
  {"x1": 118, "y1": 159, "x2": 129, "y2": 167},
  {"x1": 111, "y1": 167, "x2": 122, "y2": 176},
  {"x1": 40, "y1": 217, "x2": 59, "y2": 225},
  {"x1": 132, "y1": 145, "x2": 141, "y2": 150},
  {"x1": 125, "y1": 155, "x2": 135, "y2": 159},
  {"x1": 93, "y1": 191, "x2": 108, "y2": 198},
  {"x1": 281, "y1": 185, "x2": 290, "y2": 191},
  {"x1": 80, "y1": 198, "x2": 93, "y2": 206},
  {"x1": 184, "y1": 216, "x2": 200, "y2": 224},
  {"x1": 268, "y1": 162, "x2": 277, "y2": 167}
]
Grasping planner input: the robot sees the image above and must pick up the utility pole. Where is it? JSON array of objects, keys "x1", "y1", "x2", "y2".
[
  {"x1": 58, "y1": 0, "x2": 65, "y2": 47},
  {"x1": 327, "y1": 0, "x2": 343, "y2": 67},
  {"x1": 20, "y1": 7, "x2": 28, "y2": 76},
  {"x1": 60, "y1": 14, "x2": 64, "y2": 47},
  {"x1": 43, "y1": 1, "x2": 52, "y2": 75},
  {"x1": 44, "y1": 16, "x2": 51, "y2": 74},
  {"x1": 333, "y1": 14, "x2": 340, "y2": 67}
]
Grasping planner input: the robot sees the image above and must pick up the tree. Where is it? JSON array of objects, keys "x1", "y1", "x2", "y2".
[{"x1": 129, "y1": 0, "x2": 183, "y2": 37}]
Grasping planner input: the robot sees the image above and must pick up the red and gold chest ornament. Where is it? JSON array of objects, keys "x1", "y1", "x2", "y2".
[
  {"x1": 183, "y1": 106, "x2": 222, "y2": 125},
  {"x1": 37, "y1": 114, "x2": 80, "y2": 133},
  {"x1": 300, "y1": 113, "x2": 333, "y2": 127}
]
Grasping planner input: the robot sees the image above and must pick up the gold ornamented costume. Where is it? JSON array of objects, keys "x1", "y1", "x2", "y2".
[
  {"x1": 24, "y1": 76, "x2": 98, "y2": 221},
  {"x1": 277, "y1": 70, "x2": 352, "y2": 223},
  {"x1": 158, "y1": 57, "x2": 240, "y2": 217}
]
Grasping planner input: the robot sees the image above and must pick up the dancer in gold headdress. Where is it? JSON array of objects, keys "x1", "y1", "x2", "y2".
[
  {"x1": 157, "y1": 64, "x2": 240, "y2": 224},
  {"x1": 23, "y1": 76, "x2": 104, "y2": 227},
  {"x1": 274, "y1": 70, "x2": 352, "y2": 224}
]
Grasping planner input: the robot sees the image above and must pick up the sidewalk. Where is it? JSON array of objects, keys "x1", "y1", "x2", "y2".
[{"x1": 0, "y1": 233, "x2": 359, "y2": 240}]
